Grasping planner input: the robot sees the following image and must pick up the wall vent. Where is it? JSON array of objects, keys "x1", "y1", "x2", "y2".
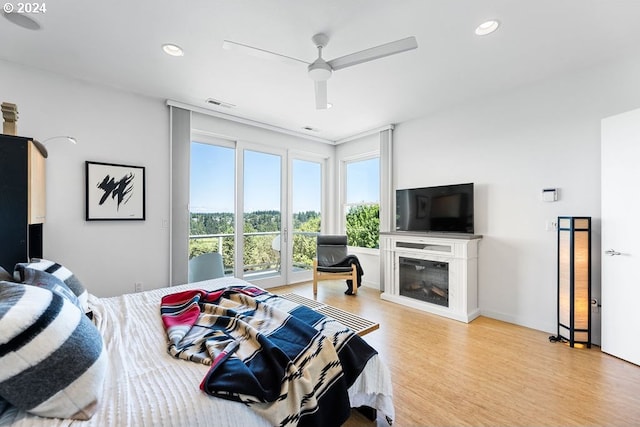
[{"x1": 205, "y1": 98, "x2": 235, "y2": 108}]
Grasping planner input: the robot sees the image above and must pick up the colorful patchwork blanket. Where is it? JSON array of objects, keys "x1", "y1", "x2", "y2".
[{"x1": 160, "y1": 285, "x2": 377, "y2": 427}]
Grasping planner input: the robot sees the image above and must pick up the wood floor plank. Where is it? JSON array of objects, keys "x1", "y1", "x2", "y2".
[{"x1": 270, "y1": 281, "x2": 640, "y2": 427}]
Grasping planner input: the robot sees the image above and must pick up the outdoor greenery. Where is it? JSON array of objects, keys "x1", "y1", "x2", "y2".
[
  {"x1": 346, "y1": 204, "x2": 380, "y2": 249},
  {"x1": 189, "y1": 211, "x2": 321, "y2": 272},
  {"x1": 189, "y1": 204, "x2": 380, "y2": 273}
]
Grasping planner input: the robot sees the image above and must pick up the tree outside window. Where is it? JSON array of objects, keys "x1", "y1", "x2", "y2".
[{"x1": 345, "y1": 157, "x2": 380, "y2": 249}]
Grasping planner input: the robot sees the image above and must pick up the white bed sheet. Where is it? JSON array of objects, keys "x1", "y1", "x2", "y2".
[{"x1": 3, "y1": 277, "x2": 393, "y2": 426}]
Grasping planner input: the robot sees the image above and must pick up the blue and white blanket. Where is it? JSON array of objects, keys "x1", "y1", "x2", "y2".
[{"x1": 161, "y1": 285, "x2": 377, "y2": 427}]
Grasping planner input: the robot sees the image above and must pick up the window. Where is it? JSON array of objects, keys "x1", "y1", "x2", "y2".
[
  {"x1": 189, "y1": 142, "x2": 235, "y2": 273},
  {"x1": 243, "y1": 149, "x2": 281, "y2": 276},
  {"x1": 292, "y1": 159, "x2": 322, "y2": 271},
  {"x1": 344, "y1": 156, "x2": 380, "y2": 249}
]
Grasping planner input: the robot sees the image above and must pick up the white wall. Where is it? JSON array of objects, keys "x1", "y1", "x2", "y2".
[
  {"x1": 393, "y1": 56, "x2": 640, "y2": 342},
  {"x1": 0, "y1": 60, "x2": 170, "y2": 297}
]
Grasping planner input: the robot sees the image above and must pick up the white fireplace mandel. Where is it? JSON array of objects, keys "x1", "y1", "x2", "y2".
[{"x1": 380, "y1": 232, "x2": 481, "y2": 323}]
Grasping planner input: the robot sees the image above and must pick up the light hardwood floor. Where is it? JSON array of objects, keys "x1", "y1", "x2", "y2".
[{"x1": 270, "y1": 281, "x2": 640, "y2": 427}]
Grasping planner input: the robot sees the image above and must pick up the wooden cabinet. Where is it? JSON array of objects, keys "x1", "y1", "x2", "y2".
[
  {"x1": 0, "y1": 134, "x2": 45, "y2": 272},
  {"x1": 27, "y1": 140, "x2": 46, "y2": 223}
]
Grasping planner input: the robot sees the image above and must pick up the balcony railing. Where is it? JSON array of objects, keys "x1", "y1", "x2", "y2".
[{"x1": 189, "y1": 231, "x2": 318, "y2": 278}]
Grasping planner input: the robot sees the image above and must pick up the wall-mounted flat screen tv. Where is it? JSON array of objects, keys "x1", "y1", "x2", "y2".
[{"x1": 396, "y1": 183, "x2": 474, "y2": 233}]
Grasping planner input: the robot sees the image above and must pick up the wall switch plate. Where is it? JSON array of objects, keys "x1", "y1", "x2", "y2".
[
  {"x1": 542, "y1": 188, "x2": 558, "y2": 202},
  {"x1": 134, "y1": 282, "x2": 143, "y2": 292},
  {"x1": 545, "y1": 220, "x2": 557, "y2": 231}
]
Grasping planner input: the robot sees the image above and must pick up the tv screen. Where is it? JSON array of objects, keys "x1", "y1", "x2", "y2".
[{"x1": 396, "y1": 183, "x2": 474, "y2": 233}]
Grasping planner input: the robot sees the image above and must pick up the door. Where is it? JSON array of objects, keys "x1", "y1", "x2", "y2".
[
  {"x1": 601, "y1": 107, "x2": 640, "y2": 366},
  {"x1": 242, "y1": 148, "x2": 285, "y2": 287},
  {"x1": 288, "y1": 158, "x2": 323, "y2": 284},
  {"x1": 189, "y1": 141, "x2": 236, "y2": 278},
  {"x1": 189, "y1": 140, "x2": 324, "y2": 287}
]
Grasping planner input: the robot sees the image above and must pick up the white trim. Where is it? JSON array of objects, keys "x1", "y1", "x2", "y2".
[
  {"x1": 168, "y1": 107, "x2": 174, "y2": 285},
  {"x1": 348, "y1": 246, "x2": 380, "y2": 256},
  {"x1": 341, "y1": 150, "x2": 380, "y2": 164},
  {"x1": 191, "y1": 129, "x2": 238, "y2": 146},
  {"x1": 167, "y1": 99, "x2": 335, "y2": 145},
  {"x1": 167, "y1": 99, "x2": 395, "y2": 146},
  {"x1": 335, "y1": 124, "x2": 395, "y2": 145},
  {"x1": 191, "y1": 133, "x2": 236, "y2": 149}
]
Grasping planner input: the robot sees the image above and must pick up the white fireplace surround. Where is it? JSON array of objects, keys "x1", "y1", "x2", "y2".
[{"x1": 380, "y1": 232, "x2": 482, "y2": 323}]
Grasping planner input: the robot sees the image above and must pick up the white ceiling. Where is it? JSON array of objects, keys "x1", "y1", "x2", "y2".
[{"x1": 2, "y1": 0, "x2": 640, "y2": 142}]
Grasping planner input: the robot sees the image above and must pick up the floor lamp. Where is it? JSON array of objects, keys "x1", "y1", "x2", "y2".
[{"x1": 557, "y1": 216, "x2": 591, "y2": 348}]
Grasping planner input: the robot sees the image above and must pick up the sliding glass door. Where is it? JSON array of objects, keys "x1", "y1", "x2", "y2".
[
  {"x1": 189, "y1": 141, "x2": 235, "y2": 277},
  {"x1": 242, "y1": 149, "x2": 283, "y2": 285},
  {"x1": 289, "y1": 158, "x2": 322, "y2": 283},
  {"x1": 190, "y1": 138, "x2": 324, "y2": 287}
]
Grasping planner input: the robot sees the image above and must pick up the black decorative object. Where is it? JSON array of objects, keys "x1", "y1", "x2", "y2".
[{"x1": 557, "y1": 216, "x2": 591, "y2": 348}]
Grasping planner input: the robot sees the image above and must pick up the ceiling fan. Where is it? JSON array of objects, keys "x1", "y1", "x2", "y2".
[{"x1": 222, "y1": 33, "x2": 418, "y2": 110}]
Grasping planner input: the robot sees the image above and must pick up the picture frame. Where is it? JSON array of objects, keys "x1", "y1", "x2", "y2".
[{"x1": 85, "y1": 161, "x2": 146, "y2": 221}]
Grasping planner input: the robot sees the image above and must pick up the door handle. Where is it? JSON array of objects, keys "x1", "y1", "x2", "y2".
[{"x1": 604, "y1": 249, "x2": 621, "y2": 256}]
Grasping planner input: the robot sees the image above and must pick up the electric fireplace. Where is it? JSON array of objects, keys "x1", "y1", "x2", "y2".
[
  {"x1": 380, "y1": 232, "x2": 481, "y2": 323},
  {"x1": 399, "y1": 257, "x2": 449, "y2": 307}
]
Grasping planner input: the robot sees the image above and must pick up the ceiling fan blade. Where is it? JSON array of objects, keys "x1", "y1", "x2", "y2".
[
  {"x1": 222, "y1": 40, "x2": 309, "y2": 66},
  {"x1": 314, "y1": 80, "x2": 328, "y2": 109},
  {"x1": 327, "y1": 36, "x2": 418, "y2": 71}
]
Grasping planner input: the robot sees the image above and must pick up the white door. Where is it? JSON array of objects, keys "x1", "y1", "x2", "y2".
[{"x1": 601, "y1": 107, "x2": 640, "y2": 366}]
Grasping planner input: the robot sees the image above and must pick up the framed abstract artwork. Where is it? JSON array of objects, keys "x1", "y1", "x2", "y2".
[{"x1": 85, "y1": 161, "x2": 146, "y2": 221}]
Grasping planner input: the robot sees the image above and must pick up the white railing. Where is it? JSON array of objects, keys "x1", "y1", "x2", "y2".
[{"x1": 189, "y1": 231, "x2": 318, "y2": 276}]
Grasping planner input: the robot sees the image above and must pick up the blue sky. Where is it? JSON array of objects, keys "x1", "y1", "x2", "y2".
[{"x1": 190, "y1": 142, "x2": 378, "y2": 213}]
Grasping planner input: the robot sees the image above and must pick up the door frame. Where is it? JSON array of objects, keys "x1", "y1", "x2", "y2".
[
  {"x1": 287, "y1": 152, "x2": 328, "y2": 285},
  {"x1": 237, "y1": 141, "x2": 287, "y2": 288}
]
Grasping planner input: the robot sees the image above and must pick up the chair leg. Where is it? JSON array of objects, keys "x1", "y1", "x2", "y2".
[
  {"x1": 313, "y1": 259, "x2": 319, "y2": 296},
  {"x1": 351, "y1": 264, "x2": 358, "y2": 295}
]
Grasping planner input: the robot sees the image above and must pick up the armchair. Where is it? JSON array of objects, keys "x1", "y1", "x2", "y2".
[
  {"x1": 313, "y1": 235, "x2": 362, "y2": 296},
  {"x1": 188, "y1": 252, "x2": 225, "y2": 283}
]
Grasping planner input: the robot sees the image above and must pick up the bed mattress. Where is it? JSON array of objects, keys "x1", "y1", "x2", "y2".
[{"x1": 1, "y1": 277, "x2": 393, "y2": 426}]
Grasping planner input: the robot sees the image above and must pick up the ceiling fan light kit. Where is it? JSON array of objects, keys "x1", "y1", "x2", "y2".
[
  {"x1": 224, "y1": 32, "x2": 418, "y2": 110},
  {"x1": 308, "y1": 60, "x2": 332, "y2": 81}
]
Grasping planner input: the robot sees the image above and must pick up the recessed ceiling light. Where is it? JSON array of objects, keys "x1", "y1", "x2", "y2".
[
  {"x1": 162, "y1": 43, "x2": 184, "y2": 57},
  {"x1": 327, "y1": 103, "x2": 333, "y2": 109},
  {"x1": 2, "y1": 11, "x2": 41, "y2": 30},
  {"x1": 475, "y1": 20, "x2": 500, "y2": 36}
]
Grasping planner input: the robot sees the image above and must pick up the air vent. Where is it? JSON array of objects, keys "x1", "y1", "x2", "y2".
[{"x1": 205, "y1": 98, "x2": 235, "y2": 108}]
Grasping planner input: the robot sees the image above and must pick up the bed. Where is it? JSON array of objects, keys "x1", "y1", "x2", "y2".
[{"x1": 0, "y1": 274, "x2": 394, "y2": 427}]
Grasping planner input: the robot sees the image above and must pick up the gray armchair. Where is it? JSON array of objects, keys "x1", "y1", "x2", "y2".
[
  {"x1": 188, "y1": 252, "x2": 225, "y2": 283},
  {"x1": 313, "y1": 235, "x2": 360, "y2": 295}
]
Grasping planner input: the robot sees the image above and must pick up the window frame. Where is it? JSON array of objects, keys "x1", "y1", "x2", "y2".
[{"x1": 341, "y1": 152, "x2": 380, "y2": 250}]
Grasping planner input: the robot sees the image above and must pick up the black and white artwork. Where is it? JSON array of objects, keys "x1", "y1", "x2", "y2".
[{"x1": 85, "y1": 161, "x2": 145, "y2": 221}]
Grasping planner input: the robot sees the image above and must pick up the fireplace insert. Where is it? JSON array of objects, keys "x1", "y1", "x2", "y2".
[{"x1": 398, "y1": 256, "x2": 449, "y2": 307}]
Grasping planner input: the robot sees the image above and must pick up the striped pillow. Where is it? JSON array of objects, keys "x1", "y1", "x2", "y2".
[
  {"x1": 0, "y1": 282, "x2": 107, "y2": 420},
  {"x1": 14, "y1": 266, "x2": 82, "y2": 311},
  {"x1": 14, "y1": 259, "x2": 89, "y2": 313}
]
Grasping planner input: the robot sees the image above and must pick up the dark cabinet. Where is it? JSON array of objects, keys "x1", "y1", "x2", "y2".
[{"x1": 0, "y1": 134, "x2": 45, "y2": 272}]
